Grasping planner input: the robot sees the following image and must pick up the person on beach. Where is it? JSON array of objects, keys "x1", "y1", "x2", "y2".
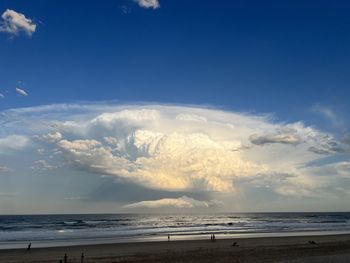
[
  {"x1": 168, "y1": 234, "x2": 170, "y2": 241},
  {"x1": 26, "y1": 243, "x2": 31, "y2": 251}
]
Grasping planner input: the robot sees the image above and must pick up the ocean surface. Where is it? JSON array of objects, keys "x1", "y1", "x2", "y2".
[{"x1": 1, "y1": 213, "x2": 350, "y2": 249}]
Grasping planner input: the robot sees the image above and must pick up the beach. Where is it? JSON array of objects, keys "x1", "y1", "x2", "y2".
[{"x1": 0, "y1": 234, "x2": 349, "y2": 263}]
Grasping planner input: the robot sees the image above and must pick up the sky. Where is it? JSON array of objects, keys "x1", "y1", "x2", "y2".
[{"x1": 0, "y1": 0, "x2": 350, "y2": 214}]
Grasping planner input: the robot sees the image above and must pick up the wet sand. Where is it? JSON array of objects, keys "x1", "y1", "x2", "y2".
[{"x1": 0, "y1": 234, "x2": 350, "y2": 263}]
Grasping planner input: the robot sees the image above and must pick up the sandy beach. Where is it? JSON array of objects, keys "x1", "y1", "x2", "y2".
[{"x1": 0, "y1": 234, "x2": 349, "y2": 263}]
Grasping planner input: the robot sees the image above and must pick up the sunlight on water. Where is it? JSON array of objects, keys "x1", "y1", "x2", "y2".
[{"x1": 1, "y1": 212, "x2": 350, "y2": 248}]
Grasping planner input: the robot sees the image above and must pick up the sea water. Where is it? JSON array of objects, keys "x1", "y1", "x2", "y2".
[{"x1": 1, "y1": 213, "x2": 350, "y2": 249}]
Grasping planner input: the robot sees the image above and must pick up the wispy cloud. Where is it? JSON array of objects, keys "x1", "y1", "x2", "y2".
[
  {"x1": 15, "y1": 87, "x2": 28, "y2": 96},
  {"x1": 0, "y1": 9, "x2": 36, "y2": 37},
  {"x1": 31, "y1": 159, "x2": 57, "y2": 172},
  {"x1": 0, "y1": 93, "x2": 4, "y2": 99},
  {"x1": 0, "y1": 165, "x2": 11, "y2": 173},
  {"x1": 120, "y1": 5, "x2": 132, "y2": 14},
  {"x1": 311, "y1": 104, "x2": 345, "y2": 130},
  {"x1": 135, "y1": 0, "x2": 160, "y2": 9},
  {"x1": 64, "y1": 196, "x2": 82, "y2": 200},
  {"x1": 124, "y1": 196, "x2": 221, "y2": 209}
]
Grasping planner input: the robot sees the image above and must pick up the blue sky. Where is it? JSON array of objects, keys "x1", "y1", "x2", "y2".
[
  {"x1": 0, "y1": 0, "x2": 350, "y2": 213},
  {"x1": 1, "y1": 0, "x2": 350, "y2": 124}
]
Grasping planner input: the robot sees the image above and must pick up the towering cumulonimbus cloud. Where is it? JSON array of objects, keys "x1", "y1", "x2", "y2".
[{"x1": 0, "y1": 103, "x2": 349, "y2": 202}]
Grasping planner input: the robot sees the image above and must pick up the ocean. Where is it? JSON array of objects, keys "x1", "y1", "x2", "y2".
[{"x1": 1, "y1": 213, "x2": 350, "y2": 249}]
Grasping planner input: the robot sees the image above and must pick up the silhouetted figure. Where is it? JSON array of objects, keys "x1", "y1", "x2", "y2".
[
  {"x1": 27, "y1": 243, "x2": 31, "y2": 251},
  {"x1": 64, "y1": 253, "x2": 68, "y2": 263},
  {"x1": 232, "y1": 241, "x2": 239, "y2": 247},
  {"x1": 168, "y1": 234, "x2": 170, "y2": 241},
  {"x1": 213, "y1": 234, "x2": 216, "y2": 242},
  {"x1": 81, "y1": 252, "x2": 85, "y2": 263},
  {"x1": 210, "y1": 234, "x2": 213, "y2": 241}
]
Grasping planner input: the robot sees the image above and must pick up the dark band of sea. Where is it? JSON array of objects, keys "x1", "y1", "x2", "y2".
[{"x1": 1, "y1": 212, "x2": 350, "y2": 249}]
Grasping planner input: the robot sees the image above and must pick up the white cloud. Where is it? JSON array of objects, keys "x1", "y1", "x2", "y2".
[
  {"x1": 0, "y1": 165, "x2": 11, "y2": 173},
  {"x1": 176, "y1": 113, "x2": 207, "y2": 123},
  {"x1": 32, "y1": 159, "x2": 57, "y2": 172},
  {"x1": 37, "y1": 148, "x2": 45, "y2": 155},
  {"x1": 15, "y1": 87, "x2": 28, "y2": 96},
  {"x1": 0, "y1": 93, "x2": 4, "y2": 99},
  {"x1": 1, "y1": 103, "x2": 349, "y2": 199},
  {"x1": 58, "y1": 139, "x2": 102, "y2": 152},
  {"x1": 56, "y1": 130, "x2": 265, "y2": 192},
  {"x1": 135, "y1": 0, "x2": 160, "y2": 9},
  {"x1": 0, "y1": 135, "x2": 29, "y2": 153},
  {"x1": 35, "y1": 132, "x2": 62, "y2": 143},
  {"x1": 0, "y1": 9, "x2": 36, "y2": 36},
  {"x1": 123, "y1": 196, "x2": 220, "y2": 209}
]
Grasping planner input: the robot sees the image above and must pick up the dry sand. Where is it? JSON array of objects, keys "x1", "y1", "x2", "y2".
[{"x1": 0, "y1": 234, "x2": 350, "y2": 263}]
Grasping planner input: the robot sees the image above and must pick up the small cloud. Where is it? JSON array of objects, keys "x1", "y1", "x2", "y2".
[
  {"x1": 31, "y1": 159, "x2": 58, "y2": 172},
  {"x1": 0, "y1": 9, "x2": 37, "y2": 37},
  {"x1": 15, "y1": 87, "x2": 28, "y2": 96},
  {"x1": 135, "y1": 0, "x2": 160, "y2": 9},
  {"x1": 250, "y1": 133, "x2": 301, "y2": 146},
  {"x1": 35, "y1": 159, "x2": 52, "y2": 168},
  {"x1": 0, "y1": 165, "x2": 12, "y2": 173},
  {"x1": 311, "y1": 104, "x2": 345, "y2": 130},
  {"x1": 64, "y1": 196, "x2": 82, "y2": 200},
  {"x1": 37, "y1": 148, "x2": 45, "y2": 155},
  {"x1": 123, "y1": 196, "x2": 221, "y2": 209},
  {"x1": 120, "y1": 5, "x2": 132, "y2": 14},
  {"x1": 0, "y1": 93, "x2": 4, "y2": 99},
  {"x1": 35, "y1": 132, "x2": 62, "y2": 143}
]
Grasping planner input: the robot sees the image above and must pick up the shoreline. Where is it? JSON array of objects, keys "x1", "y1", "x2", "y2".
[
  {"x1": 1, "y1": 230, "x2": 350, "y2": 250},
  {"x1": 1, "y1": 233, "x2": 350, "y2": 262}
]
